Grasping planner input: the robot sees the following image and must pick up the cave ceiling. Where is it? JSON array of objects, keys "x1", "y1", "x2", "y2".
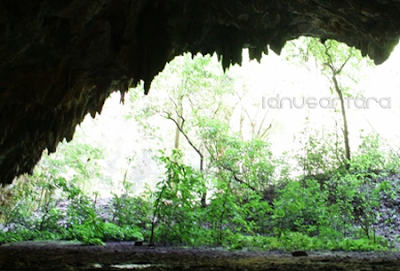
[{"x1": 1, "y1": 0, "x2": 400, "y2": 185}]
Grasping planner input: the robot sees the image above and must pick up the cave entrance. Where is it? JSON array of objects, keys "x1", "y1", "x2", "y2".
[{"x1": 2, "y1": 37, "x2": 400, "y2": 269}]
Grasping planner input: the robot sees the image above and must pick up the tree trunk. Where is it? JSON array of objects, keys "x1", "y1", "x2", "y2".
[
  {"x1": 174, "y1": 125, "x2": 180, "y2": 149},
  {"x1": 332, "y1": 75, "x2": 351, "y2": 168}
]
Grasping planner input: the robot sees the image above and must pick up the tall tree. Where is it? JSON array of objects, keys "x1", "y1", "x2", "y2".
[
  {"x1": 129, "y1": 53, "x2": 235, "y2": 206},
  {"x1": 285, "y1": 37, "x2": 373, "y2": 167}
]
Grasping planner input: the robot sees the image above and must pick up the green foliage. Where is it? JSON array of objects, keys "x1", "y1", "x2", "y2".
[
  {"x1": 149, "y1": 149, "x2": 207, "y2": 246},
  {"x1": 38, "y1": 138, "x2": 105, "y2": 194},
  {"x1": 221, "y1": 232, "x2": 387, "y2": 252},
  {"x1": 295, "y1": 120, "x2": 345, "y2": 175},
  {"x1": 200, "y1": 118, "x2": 278, "y2": 191},
  {"x1": 111, "y1": 193, "x2": 151, "y2": 229},
  {"x1": 285, "y1": 37, "x2": 373, "y2": 88},
  {"x1": 2, "y1": 49, "x2": 400, "y2": 254},
  {"x1": 272, "y1": 179, "x2": 328, "y2": 238},
  {"x1": 2, "y1": 118, "x2": 397, "y2": 252},
  {"x1": 103, "y1": 223, "x2": 143, "y2": 242},
  {"x1": 129, "y1": 53, "x2": 234, "y2": 145},
  {"x1": 138, "y1": 125, "x2": 396, "y2": 252},
  {"x1": 351, "y1": 133, "x2": 395, "y2": 173}
]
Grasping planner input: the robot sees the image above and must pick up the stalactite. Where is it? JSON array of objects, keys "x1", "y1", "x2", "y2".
[{"x1": 0, "y1": 0, "x2": 400, "y2": 185}]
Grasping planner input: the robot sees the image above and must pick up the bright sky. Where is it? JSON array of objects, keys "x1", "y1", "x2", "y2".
[
  {"x1": 75, "y1": 39, "x2": 400, "y2": 194},
  {"x1": 227, "y1": 42, "x2": 400, "y2": 155}
]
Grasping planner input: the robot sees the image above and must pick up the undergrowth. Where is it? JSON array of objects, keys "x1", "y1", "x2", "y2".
[{"x1": 0, "y1": 133, "x2": 399, "y2": 252}]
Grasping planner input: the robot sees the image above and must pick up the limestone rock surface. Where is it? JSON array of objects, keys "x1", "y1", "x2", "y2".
[{"x1": 1, "y1": 0, "x2": 400, "y2": 185}]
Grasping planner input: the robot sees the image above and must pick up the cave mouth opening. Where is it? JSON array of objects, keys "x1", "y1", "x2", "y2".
[{"x1": 2, "y1": 36, "x2": 400, "y2": 254}]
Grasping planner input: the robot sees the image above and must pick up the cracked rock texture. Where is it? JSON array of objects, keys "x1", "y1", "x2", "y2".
[{"x1": 1, "y1": 0, "x2": 400, "y2": 185}]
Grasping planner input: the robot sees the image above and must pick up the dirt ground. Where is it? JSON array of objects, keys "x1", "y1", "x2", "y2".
[{"x1": 1, "y1": 241, "x2": 400, "y2": 271}]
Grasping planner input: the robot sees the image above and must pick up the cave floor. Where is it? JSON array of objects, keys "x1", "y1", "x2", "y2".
[{"x1": 1, "y1": 241, "x2": 400, "y2": 271}]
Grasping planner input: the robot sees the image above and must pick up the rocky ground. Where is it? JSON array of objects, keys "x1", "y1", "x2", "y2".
[
  {"x1": 360, "y1": 173, "x2": 400, "y2": 248},
  {"x1": 1, "y1": 241, "x2": 400, "y2": 271}
]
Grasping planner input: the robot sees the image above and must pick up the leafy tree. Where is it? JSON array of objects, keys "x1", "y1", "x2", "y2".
[
  {"x1": 285, "y1": 37, "x2": 374, "y2": 167},
  {"x1": 130, "y1": 53, "x2": 238, "y2": 206},
  {"x1": 149, "y1": 150, "x2": 206, "y2": 246}
]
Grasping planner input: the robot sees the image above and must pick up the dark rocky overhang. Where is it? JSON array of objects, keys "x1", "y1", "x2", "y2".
[{"x1": 1, "y1": 0, "x2": 400, "y2": 185}]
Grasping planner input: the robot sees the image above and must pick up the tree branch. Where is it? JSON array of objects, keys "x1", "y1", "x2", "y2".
[{"x1": 220, "y1": 164, "x2": 257, "y2": 191}]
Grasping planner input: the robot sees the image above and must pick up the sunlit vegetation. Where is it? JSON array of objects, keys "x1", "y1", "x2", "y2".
[{"x1": 1, "y1": 37, "x2": 400, "y2": 251}]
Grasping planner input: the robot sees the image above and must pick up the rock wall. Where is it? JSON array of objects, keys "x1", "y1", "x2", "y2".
[{"x1": 1, "y1": 0, "x2": 400, "y2": 185}]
